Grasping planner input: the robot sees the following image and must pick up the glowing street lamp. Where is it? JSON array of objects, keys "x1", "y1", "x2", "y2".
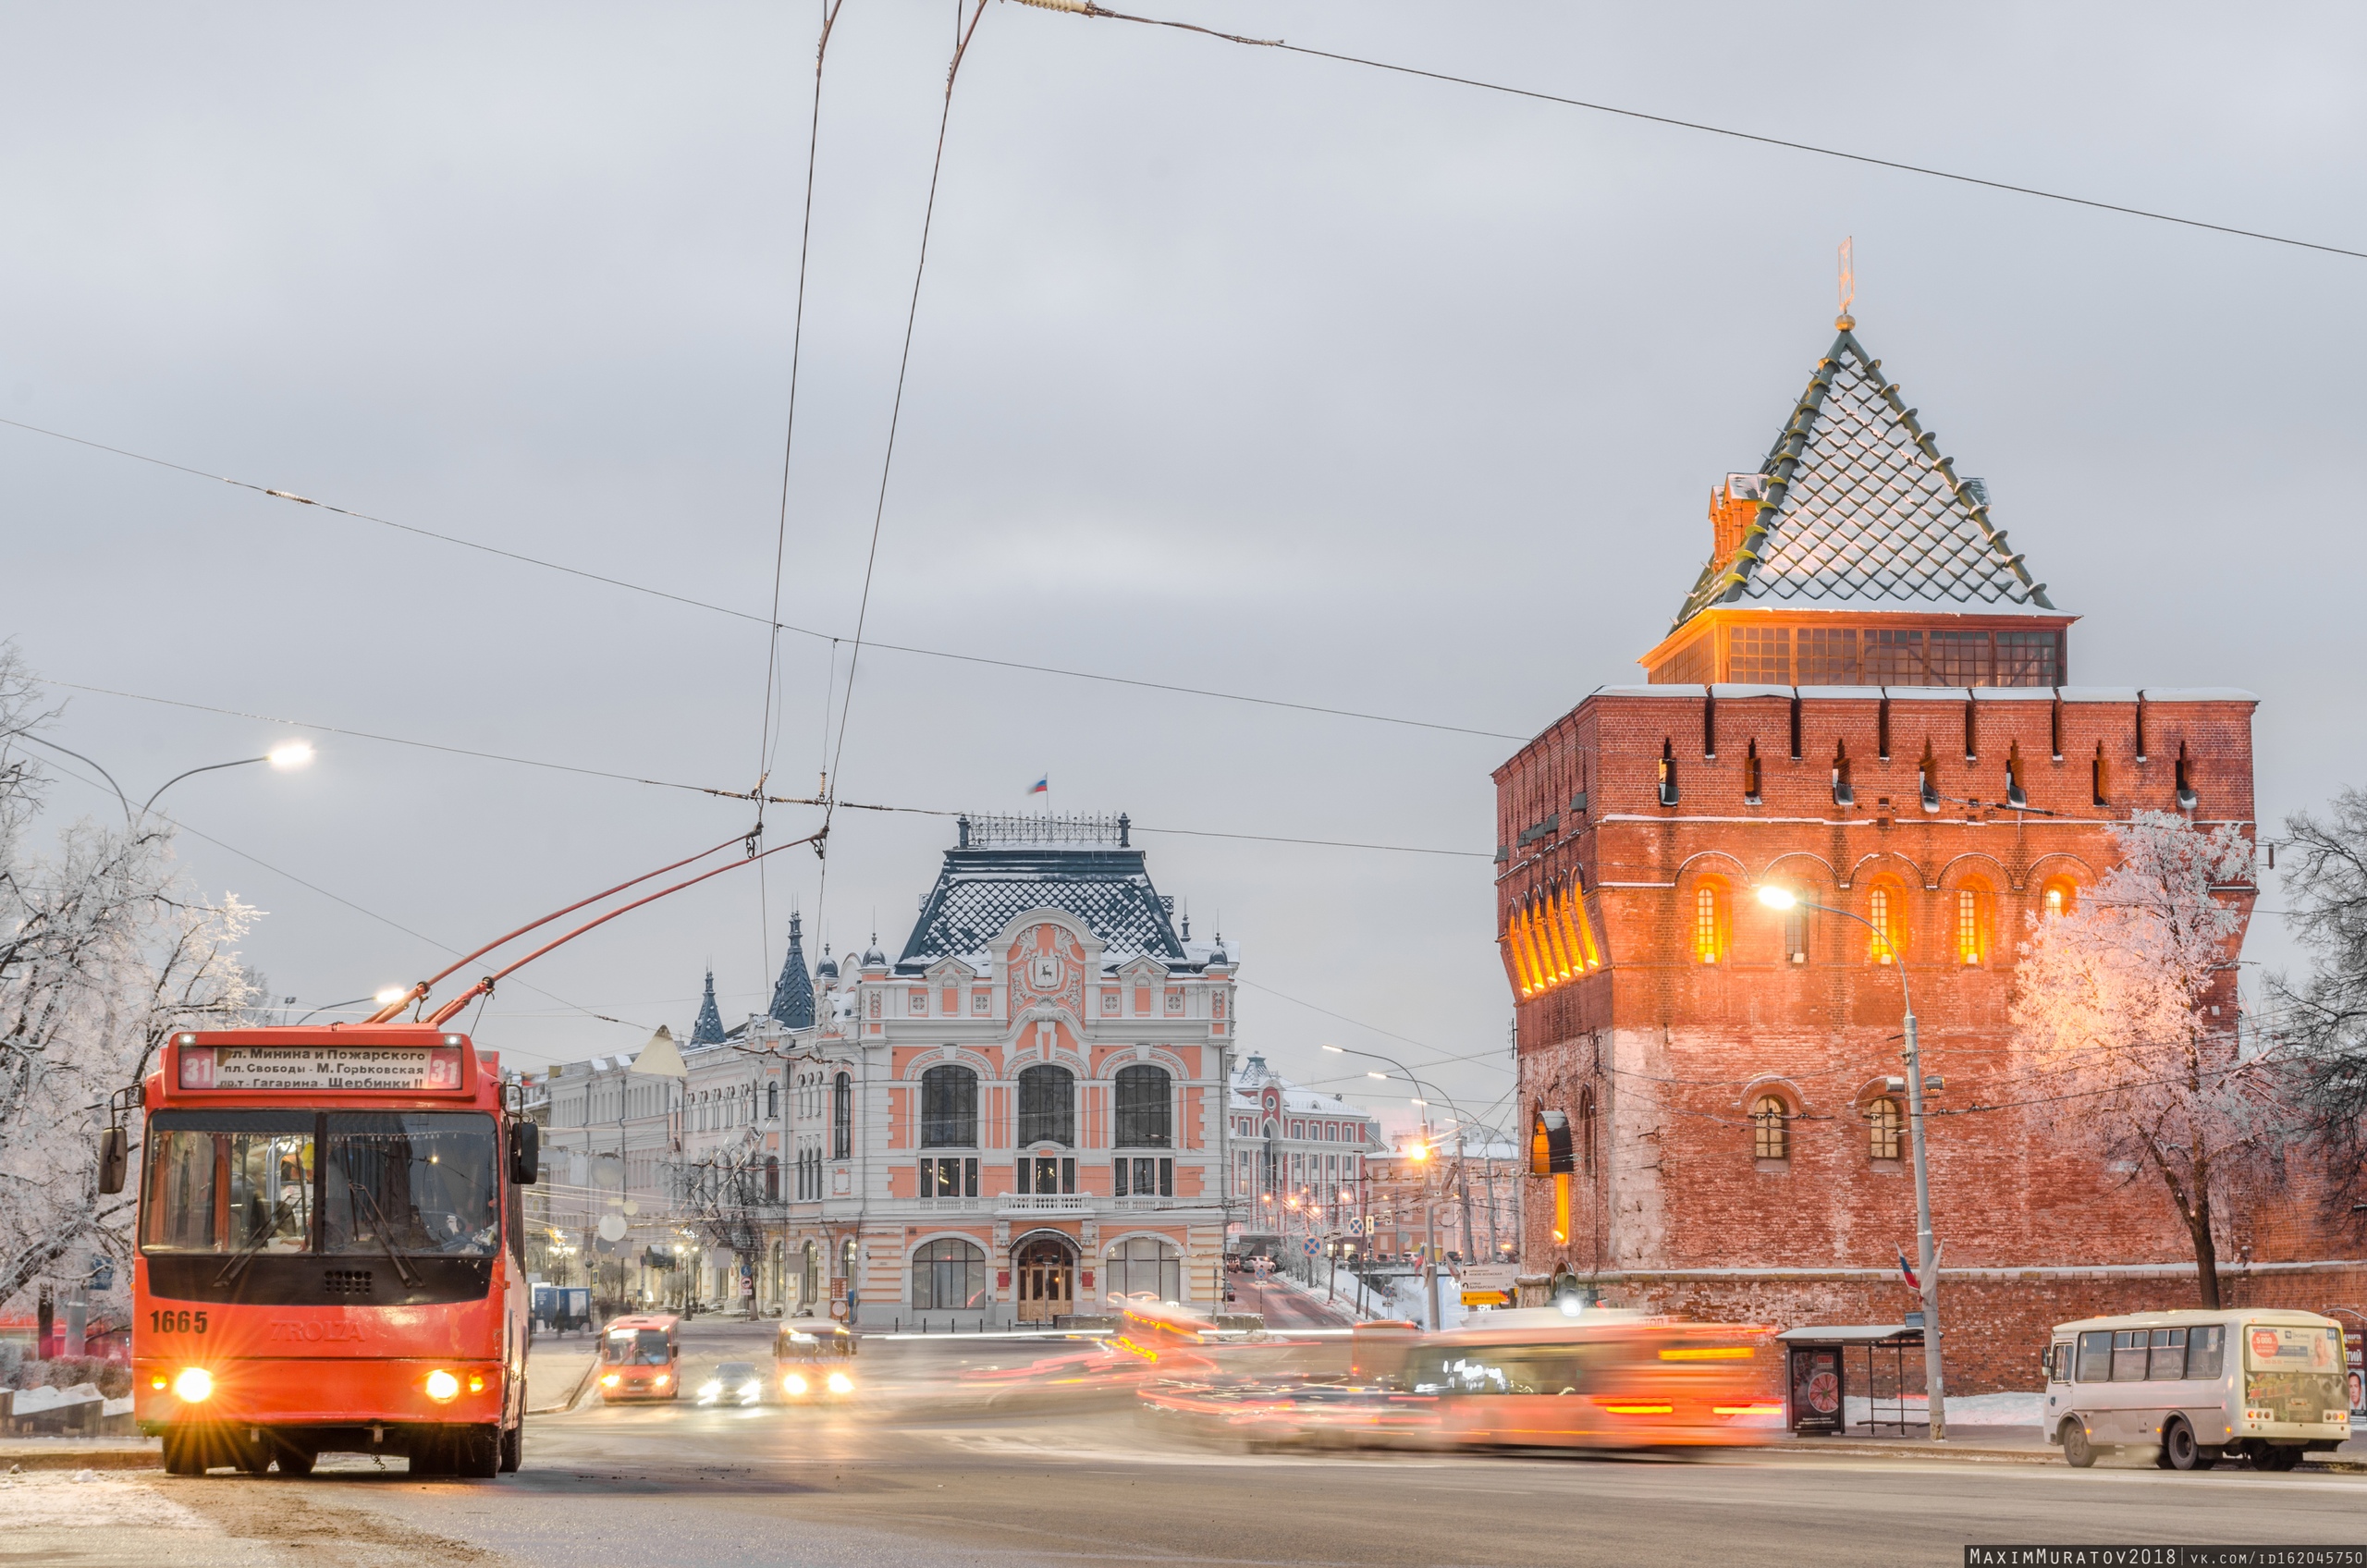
[
  {"x1": 142, "y1": 740, "x2": 316, "y2": 816},
  {"x1": 1756, "y1": 882, "x2": 1948, "y2": 1440}
]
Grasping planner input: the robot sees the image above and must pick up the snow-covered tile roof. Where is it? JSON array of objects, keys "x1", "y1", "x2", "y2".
[{"x1": 1674, "y1": 325, "x2": 2054, "y2": 630}]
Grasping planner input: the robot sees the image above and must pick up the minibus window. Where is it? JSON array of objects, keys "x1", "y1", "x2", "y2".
[
  {"x1": 2148, "y1": 1328, "x2": 2187, "y2": 1380},
  {"x1": 2046, "y1": 1343, "x2": 2071, "y2": 1383},
  {"x1": 2111, "y1": 1330, "x2": 2149, "y2": 1381},
  {"x1": 2186, "y1": 1324, "x2": 2225, "y2": 1378},
  {"x1": 604, "y1": 1329, "x2": 672, "y2": 1366},
  {"x1": 2075, "y1": 1331, "x2": 2112, "y2": 1382}
]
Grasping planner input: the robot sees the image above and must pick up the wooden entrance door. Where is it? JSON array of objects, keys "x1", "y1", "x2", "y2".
[{"x1": 1014, "y1": 1237, "x2": 1074, "y2": 1324}]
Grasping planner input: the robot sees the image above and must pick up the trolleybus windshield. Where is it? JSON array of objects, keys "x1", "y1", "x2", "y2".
[
  {"x1": 140, "y1": 1109, "x2": 498, "y2": 1258},
  {"x1": 141, "y1": 1110, "x2": 315, "y2": 1255},
  {"x1": 321, "y1": 1113, "x2": 499, "y2": 1257}
]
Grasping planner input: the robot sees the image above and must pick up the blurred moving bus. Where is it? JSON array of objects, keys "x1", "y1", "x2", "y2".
[
  {"x1": 120, "y1": 1026, "x2": 536, "y2": 1477},
  {"x1": 599, "y1": 1315, "x2": 681, "y2": 1402},
  {"x1": 772, "y1": 1322, "x2": 855, "y2": 1401},
  {"x1": 2046, "y1": 1309, "x2": 2351, "y2": 1470},
  {"x1": 1400, "y1": 1308, "x2": 1775, "y2": 1451}
]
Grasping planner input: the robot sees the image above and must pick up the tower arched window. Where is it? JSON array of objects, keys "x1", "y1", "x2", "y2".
[
  {"x1": 1693, "y1": 877, "x2": 1730, "y2": 965},
  {"x1": 1577, "y1": 1086, "x2": 1598, "y2": 1173},
  {"x1": 2041, "y1": 876, "x2": 2078, "y2": 919},
  {"x1": 1867, "y1": 1096, "x2": 1903, "y2": 1161},
  {"x1": 1750, "y1": 1095, "x2": 1789, "y2": 1161},
  {"x1": 1956, "y1": 882, "x2": 1991, "y2": 965},
  {"x1": 1867, "y1": 881, "x2": 1908, "y2": 965},
  {"x1": 832, "y1": 1072, "x2": 852, "y2": 1159}
]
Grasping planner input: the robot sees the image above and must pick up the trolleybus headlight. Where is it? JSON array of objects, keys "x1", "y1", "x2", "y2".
[
  {"x1": 151, "y1": 1376, "x2": 168, "y2": 1390},
  {"x1": 173, "y1": 1367, "x2": 215, "y2": 1403},
  {"x1": 468, "y1": 1375, "x2": 485, "y2": 1393},
  {"x1": 425, "y1": 1369, "x2": 461, "y2": 1402},
  {"x1": 783, "y1": 1373, "x2": 809, "y2": 1396},
  {"x1": 826, "y1": 1371, "x2": 853, "y2": 1395}
]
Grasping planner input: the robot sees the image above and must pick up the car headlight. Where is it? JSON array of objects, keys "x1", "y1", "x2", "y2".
[
  {"x1": 784, "y1": 1373, "x2": 809, "y2": 1395},
  {"x1": 827, "y1": 1371, "x2": 852, "y2": 1395},
  {"x1": 698, "y1": 1381, "x2": 721, "y2": 1400},
  {"x1": 601, "y1": 1373, "x2": 621, "y2": 1387},
  {"x1": 173, "y1": 1367, "x2": 215, "y2": 1403},
  {"x1": 739, "y1": 1381, "x2": 762, "y2": 1401},
  {"x1": 425, "y1": 1369, "x2": 460, "y2": 1402}
]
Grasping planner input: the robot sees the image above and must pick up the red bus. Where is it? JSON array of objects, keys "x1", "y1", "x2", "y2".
[
  {"x1": 597, "y1": 1315, "x2": 681, "y2": 1402},
  {"x1": 111, "y1": 1023, "x2": 536, "y2": 1477}
]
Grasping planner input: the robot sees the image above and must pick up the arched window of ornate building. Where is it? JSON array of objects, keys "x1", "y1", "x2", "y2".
[
  {"x1": 1750, "y1": 1095, "x2": 1788, "y2": 1161},
  {"x1": 832, "y1": 1072, "x2": 852, "y2": 1159},
  {"x1": 1017, "y1": 1064, "x2": 1076, "y2": 1147},
  {"x1": 1693, "y1": 876, "x2": 1730, "y2": 965},
  {"x1": 920, "y1": 1065, "x2": 977, "y2": 1148},
  {"x1": 1116, "y1": 1065, "x2": 1172, "y2": 1147},
  {"x1": 911, "y1": 1237, "x2": 986, "y2": 1312},
  {"x1": 2041, "y1": 876, "x2": 2078, "y2": 919},
  {"x1": 764, "y1": 1155, "x2": 779, "y2": 1201},
  {"x1": 1867, "y1": 1096, "x2": 1903, "y2": 1161},
  {"x1": 1867, "y1": 880, "x2": 1908, "y2": 964},
  {"x1": 767, "y1": 1082, "x2": 779, "y2": 1121}
]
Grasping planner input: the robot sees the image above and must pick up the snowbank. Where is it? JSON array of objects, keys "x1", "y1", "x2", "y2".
[{"x1": 1843, "y1": 1390, "x2": 2042, "y2": 1427}]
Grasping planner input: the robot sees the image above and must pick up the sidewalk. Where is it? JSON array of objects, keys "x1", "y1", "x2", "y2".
[
  {"x1": 1778, "y1": 1426, "x2": 2367, "y2": 1472},
  {"x1": 0, "y1": 1436, "x2": 161, "y2": 1471},
  {"x1": 524, "y1": 1336, "x2": 600, "y2": 1414}
]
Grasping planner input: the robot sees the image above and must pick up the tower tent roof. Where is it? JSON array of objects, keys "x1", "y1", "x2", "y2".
[
  {"x1": 1671, "y1": 324, "x2": 2055, "y2": 631},
  {"x1": 690, "y1": 970, "x2": 726, "y2": 1047},
  {"x1": 768, "y1": 912, "x2": 815, "y2": 1029}
]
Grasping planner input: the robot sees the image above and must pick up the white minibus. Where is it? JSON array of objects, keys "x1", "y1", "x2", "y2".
[{"x1": 2044, "y1": 1308, "x2": 2350, "y2": 1470}]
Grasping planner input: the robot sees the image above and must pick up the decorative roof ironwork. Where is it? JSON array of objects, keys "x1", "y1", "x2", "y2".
[
  {"x1": 768, "y1": 912, "x2": 815, "y2": 1030},
  {"x1": 1672, "y1": 324, "x2": 2054, "y2": 631},
  {"x1": 898, "y1": 839, "x2": 1187, "y2": 973},
  {"x1": 958, "y1": 813, "x2": 1130, "y2": 848}
]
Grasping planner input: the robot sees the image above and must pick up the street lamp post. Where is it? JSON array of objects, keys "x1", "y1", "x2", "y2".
[
  {"x1": 1320, "y1": 1043, "x2": 1467, "y2": 1331},
  {"x1": 142, "y1": 741, "x2": 315, "y2": 816},
  {"x1": 1757, "y1": 883, "x2": 1948, "y2": 1441}
]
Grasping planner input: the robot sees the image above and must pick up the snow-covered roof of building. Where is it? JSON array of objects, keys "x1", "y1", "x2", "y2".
[
  {"x1": 1229, "y1": 1051, "x2": 1373, "y2": 1121},
  {"x1": 897, "y1": 844, "x2": 1189, "y2": 974},
  {"x1": 1672, "y1": 323, "x2": 2055, "y2": 631}
]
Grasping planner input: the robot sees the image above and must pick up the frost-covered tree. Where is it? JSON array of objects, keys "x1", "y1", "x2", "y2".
[
  {"x1": 2263, "y1": 788, "x2": 2367, "y2": 1210},
  {"x1": 2009, "y1": 812, "x2": 2281, "y2": 1308},
  {"x1": 0, "y1": 646, "x2": 259, "y2": 1313}
]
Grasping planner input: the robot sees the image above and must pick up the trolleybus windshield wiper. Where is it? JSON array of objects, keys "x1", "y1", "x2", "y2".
[
  {"x1": 213, "y1": 1195, "x2": 300, "y2": 1286},
  {"x1": 343, "y1": 1180, "x2": 423, "y2": 1288}
]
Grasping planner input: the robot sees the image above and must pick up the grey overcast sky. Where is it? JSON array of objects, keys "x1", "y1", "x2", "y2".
[{"x1": 5, "y1": 2, "x2": 2361, "y2": 1132}]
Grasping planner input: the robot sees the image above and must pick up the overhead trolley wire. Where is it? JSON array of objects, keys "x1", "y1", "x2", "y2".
[
  {"x1": 1008, "y1": 0, "x2": 2367, "y2": 264},
  {"x1": 753, "y1": 0, "x2": 847, "y2": 990},
  {"x1": 0, "y1": 413, "x2": 1524, "y2": 742},
  {"x1": 39, "y1": 675, "x2": 1485, "y2": 858}
]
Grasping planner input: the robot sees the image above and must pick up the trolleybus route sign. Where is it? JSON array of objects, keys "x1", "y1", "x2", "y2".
[{"x1": 179, "y1": 1043, "x2": 465, "y2": 1093}]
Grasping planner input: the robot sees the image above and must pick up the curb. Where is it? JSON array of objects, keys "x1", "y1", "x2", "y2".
[
  {"x1": 2, "y1": 1448, "x2": 161, "y2": 1472},
  {"x1": 527, "y1": 1358, "x2": 601, "y2": 1416}
]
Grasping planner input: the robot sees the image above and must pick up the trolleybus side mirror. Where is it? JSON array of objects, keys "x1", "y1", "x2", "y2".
[
  {"x1": 96, "y1": 1126, "x2": 129, "y2": 1194},
  {"x1": 512, "y1": 1121, "x2": 540, "y2": 1185}
]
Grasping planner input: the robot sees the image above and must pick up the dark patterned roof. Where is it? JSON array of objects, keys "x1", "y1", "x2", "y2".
[
  {"x1": 690, "y1": 971, "x2": 726, "y2": 1046},
  {"x1": 898, "y1": 847, "x2": 1187, "y2": 973},
  {"x1": 1673, "y1": 323, "x2": 2054, "y2": 630},
  {"x1": 768, "y1": 913, "x2": 815, "y2": 1029}
]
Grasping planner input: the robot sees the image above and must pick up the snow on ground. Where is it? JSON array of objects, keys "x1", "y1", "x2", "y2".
[
  {"x1": 1844, "y1": 1391, "x2": 2042, "y2": 1427},
  {"x1": 0, "y1": 1469, "x2": 205, "y2": 1528}
]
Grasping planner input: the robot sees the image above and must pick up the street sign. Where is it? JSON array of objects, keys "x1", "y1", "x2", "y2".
[
  {"x1": 1301, "y1": 1238, "x2": 1320, "y2": 1256},
  {"x1": 1347, "y1": 1217, "x2": 1365, "y2": 1236},
  {"x1": 1461, "y1": 1265, "x2": 1516, "y2": 1292}
]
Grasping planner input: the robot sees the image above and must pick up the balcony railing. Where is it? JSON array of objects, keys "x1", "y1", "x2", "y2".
[
  {"x1": 913, "y1": 1196, "x2": 987, "y2": 1212},
  {"x1": 997, "y1": 1194, "x2": 1089, "y2": 1213}
]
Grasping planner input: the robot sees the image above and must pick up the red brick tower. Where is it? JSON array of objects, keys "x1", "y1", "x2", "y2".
[{"x1": 1494, "y1": 316, "x2": 2346, "y2": 1392}]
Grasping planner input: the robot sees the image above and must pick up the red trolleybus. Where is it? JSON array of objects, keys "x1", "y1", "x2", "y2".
[{"x1": 117, "y1": 1024, "x2": 536, "y2": 1477}]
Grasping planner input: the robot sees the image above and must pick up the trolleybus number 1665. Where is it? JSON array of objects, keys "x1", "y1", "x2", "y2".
[{"x1": 148, "y1": 1311, "x2": 209, "y2": 1334}]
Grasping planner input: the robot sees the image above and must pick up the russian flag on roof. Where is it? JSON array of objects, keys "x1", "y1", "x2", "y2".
[{"x1": 1028, "y1": 776, "x2": 1049, "y2": 796}]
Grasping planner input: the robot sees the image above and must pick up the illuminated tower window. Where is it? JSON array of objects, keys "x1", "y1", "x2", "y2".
[
  {"x1": 1956, "y1": 886, "x2": 1987, "y2": 965},
  {"x1": 1694, "y1": 881, "x2": 1728, "y2": 965}
]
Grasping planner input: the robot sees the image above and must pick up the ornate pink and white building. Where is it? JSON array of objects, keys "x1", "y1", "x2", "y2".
[{"x1": 779, "y1": 815, "x2": 1240, "y2": 1329}]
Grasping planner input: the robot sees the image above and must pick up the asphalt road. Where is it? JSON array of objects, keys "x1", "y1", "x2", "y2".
[
  {"x1": 26, "y1": 1325, "x2": 2367, "y2": 1568},
  {"x1": 1229, "y1": 1272, "x2": 1358, "y2": 1330}
]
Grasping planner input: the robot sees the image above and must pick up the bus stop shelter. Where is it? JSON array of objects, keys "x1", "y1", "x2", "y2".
[{"x1": 1776, "y1": 1324, "x2": 1930, "y2": 1436}]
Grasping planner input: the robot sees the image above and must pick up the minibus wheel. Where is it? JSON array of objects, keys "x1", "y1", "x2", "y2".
[
  {"x1": 2252, "y1": 1445, "x2": 2301, "y2": 1472},
  {"x1": 2161, "y1": 1419, "x2": 2213, "y2": 1471},
  {"x1": 2059, "y1": 1417, "x2": 2096, "y2": 1468}
]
